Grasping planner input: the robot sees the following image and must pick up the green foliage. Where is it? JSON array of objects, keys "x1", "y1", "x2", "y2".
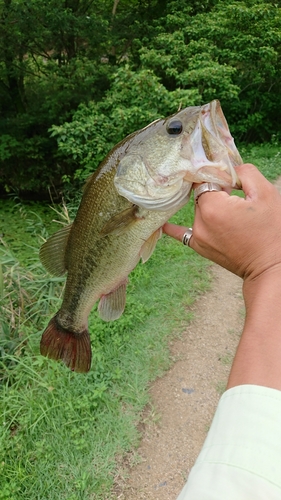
[
  {"x1": 0, "y1": 0, "x2": 113, "y2": 194},
  {"x1": 0, "y1": 190, "x2": 210, "y2": 499},
  {"x1": 241, "y1": 142, "x2": 281, "y2": 181},
  {"x1": 0, "y1": 198, "x2": 60, "y2": 263},
  {"x1": 0, "y1": 0, "x2": 177, "y2": 194},
  {"x1": 0, "y1": 241, "x2": 64, "y2": 384},
  {"x1": 1, "y1": 0, "x2": 281, "y2": 193},
  {"x1": 137, "y1": 0, "x2": 281, "y2": 142}
]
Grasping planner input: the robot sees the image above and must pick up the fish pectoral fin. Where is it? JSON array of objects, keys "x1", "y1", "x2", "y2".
[
  {"x1": 100, "y1": 205, "x2": 141, "y2": 237},
  {"x1": 39, "y1": 223, "x2": 72, "y2": 276},
  {"x1": 98, "y1": 281, "x2": 127, "y2": 321},
  {"x1": 140, "y1": 228, "x2": 162, "y2": 263}
]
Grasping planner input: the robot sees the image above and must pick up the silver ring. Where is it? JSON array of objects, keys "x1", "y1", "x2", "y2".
[
  {"x1": 194, "y1": 182, "x2": 222, "y2": 204},
  {"x1": 182, "y1": 228, "x2": 193, "y2": 247}
]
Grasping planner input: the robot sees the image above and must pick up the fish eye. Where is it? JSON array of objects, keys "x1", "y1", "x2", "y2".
[{"x1": 166, "y1": 120, "x2": 183, "y2": 135}]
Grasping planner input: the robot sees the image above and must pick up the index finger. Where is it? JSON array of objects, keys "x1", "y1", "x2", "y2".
[{"x1": 162, "y1": 222, "x2": 187, "y2": 242}]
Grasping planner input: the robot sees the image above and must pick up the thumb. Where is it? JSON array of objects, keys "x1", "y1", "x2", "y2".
[{"x1": 235, "y1": 164, "x2": 272, "y2": 201}]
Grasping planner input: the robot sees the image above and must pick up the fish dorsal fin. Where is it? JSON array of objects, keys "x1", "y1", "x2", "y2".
[
  {"x1": 140, "y1": 228, "x2": 162, "y2": 263},
  {"x1": 98, "y1": 281, "x2": 127, "y2": 321},
  {"x1": 39, "y1": 224, "x2": 72, "y2": 276},
  {"x1": 100, "y1": 205, "x2": 140, "y2": 237}
]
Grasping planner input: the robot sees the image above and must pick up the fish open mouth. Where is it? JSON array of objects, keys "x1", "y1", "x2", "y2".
[{"x1": 183, "y1": 100, "x2": 242, "y2": 188}]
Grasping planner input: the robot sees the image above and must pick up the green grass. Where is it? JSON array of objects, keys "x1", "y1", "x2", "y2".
[
  {"x1": 241, "y1": 142, "x2": 281, "y2": 181},
  {"x1": 0, "y1": 198, "x2": 62, "y2": 265},
  {"x1": 0, "y1": 193, "x2": 209, "y2": 500},
  {"x1": 1, "y1": 142, "x2": 281, "y2": 499}
]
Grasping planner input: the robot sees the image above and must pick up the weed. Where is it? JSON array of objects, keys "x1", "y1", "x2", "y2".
[
  {"x1": 216, "y1": 381, "x2": 227, "y2": 395},
  {"x1": 219, "y1": 353, "x2": 233, "y2": 366}
]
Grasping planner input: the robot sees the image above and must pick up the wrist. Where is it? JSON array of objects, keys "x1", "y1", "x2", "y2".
[{"x1": 243, "y1": 264, "x2": 281, "y2": 312}]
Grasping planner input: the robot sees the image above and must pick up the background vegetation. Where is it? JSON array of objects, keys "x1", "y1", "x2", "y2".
[
  {"x1": 1, "y1": 0, "x2": 281, "y2": 195},
  {"x1": 1, "y1": 144, "x2": 281, "y2": 499}
]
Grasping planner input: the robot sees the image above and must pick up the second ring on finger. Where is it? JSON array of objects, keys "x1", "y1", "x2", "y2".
[{"x1": 182, "y1": 228, "x2": 193, "y2": 247}]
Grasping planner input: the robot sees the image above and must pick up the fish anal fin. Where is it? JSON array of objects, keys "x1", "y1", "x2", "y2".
[
  {"x1": 100, "y1": 205, "x2": 142, "y2": 237},
  {"x1": 140, "y1": 228, "x2": 162, "y2": 263},
  {"x1": 40, "y1": 315, "x2": 92, "y2": 373},
  {"x1": 98, "y1": 281, "x2": 127, "y2": 321},
  {"x1": 39, "y1": 224, "x2": 72, "y2": 276}
]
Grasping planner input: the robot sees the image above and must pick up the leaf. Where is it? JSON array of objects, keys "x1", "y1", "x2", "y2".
[{"x1": 0, "y1": 262, "x2": 3, "y2": 299}]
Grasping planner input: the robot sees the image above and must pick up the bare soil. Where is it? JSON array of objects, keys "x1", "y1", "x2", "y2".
[{"x1": 117, "y1": 264, "x2": 244, "y2": 499}]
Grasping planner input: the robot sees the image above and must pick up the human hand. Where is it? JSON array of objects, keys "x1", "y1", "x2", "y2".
[{"x1": 163, "y1": 164, "x2": 281, "y2": 282}]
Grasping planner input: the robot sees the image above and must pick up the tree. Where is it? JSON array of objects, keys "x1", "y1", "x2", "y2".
[
  {"x1": 0, "y1": 0, "x2": 112, "y2": 194},
  {"x1": 136, "y1": 0, "x2": 281, "y2": 141},
  {"x1": 1, "y1": 0, "x2": 281, "y2": 195}
]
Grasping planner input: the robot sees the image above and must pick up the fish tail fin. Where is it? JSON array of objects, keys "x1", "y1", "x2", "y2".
[{"x1": 40, "y1": 315, "x2": 92, "y2": 373}]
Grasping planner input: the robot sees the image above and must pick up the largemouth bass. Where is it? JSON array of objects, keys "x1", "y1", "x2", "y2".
[{"x1": 40, "y1": 100, "x2": 242, "y2": 372}]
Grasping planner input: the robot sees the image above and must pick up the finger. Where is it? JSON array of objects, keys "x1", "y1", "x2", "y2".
[
  {"x1": 163, "y1": 223, "x2": 197, "y2": 251},
  {"x1": 194, "y1": 186, "x2": 229, "y2": 210},
  {"x1": 234, "y1": 163, "x2": 272, "y2": 201},
  {"x1": 192, "y1": 179, "x2": 233, "y2": 209},
  {"x1": 192, "y1": 163, "x2": 268, "y2": 207},
  {"x1": 162, "y1": 222, "x2": 188, "y2": 242}
]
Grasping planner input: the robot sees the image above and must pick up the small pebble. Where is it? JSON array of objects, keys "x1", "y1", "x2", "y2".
[{"x1": 182, "y1": 388, "x2": 195, "y2": 394}]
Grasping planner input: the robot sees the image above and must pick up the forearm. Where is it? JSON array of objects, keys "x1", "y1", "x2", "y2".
[{"x1": 227, "y1": 266, "x2": 281, "y2": 391}]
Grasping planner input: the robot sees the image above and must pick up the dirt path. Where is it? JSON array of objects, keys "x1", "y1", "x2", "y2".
[{"x1": 118, "y1": 264, "x2": 244, "y2": 499}]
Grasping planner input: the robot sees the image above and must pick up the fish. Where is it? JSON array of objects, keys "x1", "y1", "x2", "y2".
[{"x1": 39, "y1": 99, "x2": 242, "y2": 373}]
